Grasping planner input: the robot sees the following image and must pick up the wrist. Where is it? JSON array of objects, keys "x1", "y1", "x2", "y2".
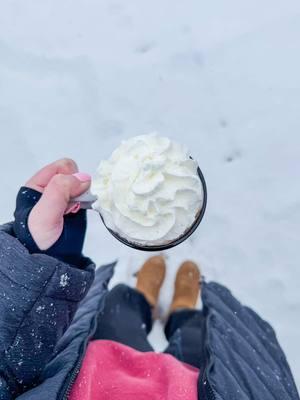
[{"x1": 28, "y1": 208, "x2": 64, "y2": 251}]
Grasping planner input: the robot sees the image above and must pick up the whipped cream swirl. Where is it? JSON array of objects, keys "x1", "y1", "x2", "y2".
[{"x1": 92, "y1": 134, "x2": 204, "y2": 246}]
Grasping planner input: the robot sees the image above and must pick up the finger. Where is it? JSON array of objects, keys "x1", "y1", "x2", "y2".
[
  {"x1": 29, "y1": 173, "x2": 91, "y2": 228},
  {"x1": 28, "y1": 173, "x2": 91, "y2": 250},
  {"x1": 25, "y1": 158, "x2": 78, "y2": 192}
]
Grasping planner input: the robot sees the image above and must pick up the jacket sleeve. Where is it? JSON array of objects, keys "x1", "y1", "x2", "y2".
[
  {"x1": 0, "y1": 223, "x2": 95, "y2": 399},
  {"x1": 201, "y1": 281, "x2": 299, "y2": 400}
]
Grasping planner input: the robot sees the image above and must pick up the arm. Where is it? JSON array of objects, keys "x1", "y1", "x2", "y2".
[{"x1": 0, "y1": 159, "x2": 94, "y2": 398}]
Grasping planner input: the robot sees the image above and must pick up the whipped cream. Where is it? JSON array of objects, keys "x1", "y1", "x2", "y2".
[{"x1": 92, "y1": 133, "x2": 204, "y2": 246}]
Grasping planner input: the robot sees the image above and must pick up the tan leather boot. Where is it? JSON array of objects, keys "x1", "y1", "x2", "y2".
[
  {"x1": 170, "y1": 261, "x2": 201, "y2": 312},
  {"x1": 136, "y1": 255, "x2": 166, "y2": 307}
]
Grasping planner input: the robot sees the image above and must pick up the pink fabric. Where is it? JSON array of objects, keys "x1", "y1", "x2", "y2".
[{"x1": 69, "y1": 340, "x2": 199, "y2": 400}]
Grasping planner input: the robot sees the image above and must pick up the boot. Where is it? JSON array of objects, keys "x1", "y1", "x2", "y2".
[
  {"x1": 169, "y1": 261, "x2": 201, "y2": 312},
  {"x1": 136, "y1": 255, "x2": 166, "y2": 307}
]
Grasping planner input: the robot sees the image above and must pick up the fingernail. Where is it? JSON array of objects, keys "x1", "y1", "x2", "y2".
[
  {"x1": 70, "y1": 202, "x2": 81, "y2": 213},
  {"x1": 73, "y1": 172, "x2": 91, "y2": 182},
  {"x1": 66, "y1": 202, "x2": 81, "y2": 214}
]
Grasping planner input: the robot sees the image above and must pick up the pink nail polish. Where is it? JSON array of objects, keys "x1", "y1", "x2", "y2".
[
  {"x1": 71, "y1": 202, "x2": 81, "y2": 213},
  {"x1": 73, "y1": 172, "x2": 91, "y2": 182},
  {"x1": 67, "y1": 202, "x2": 81, "y2": 214}
]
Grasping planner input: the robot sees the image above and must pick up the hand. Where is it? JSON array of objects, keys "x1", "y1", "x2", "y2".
[
  {"x1": 25, "y1": 158, "x2": 91, "y2": 250},
  {"x1": 13, "y1": 158, "x2": 91, "y2": 262}
]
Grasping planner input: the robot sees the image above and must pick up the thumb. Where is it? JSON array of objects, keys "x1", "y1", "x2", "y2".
[{"x1": 28, "y1": 173, "x2": 91, "y2": 250}]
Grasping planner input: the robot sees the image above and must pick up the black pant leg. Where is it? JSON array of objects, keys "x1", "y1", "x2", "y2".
[
  {"x1": 92, "y1": 284, "x2": 154, "y2": 352},
  {"x1": 164, "y1": 309, "x2": 206, "y2": 369}
]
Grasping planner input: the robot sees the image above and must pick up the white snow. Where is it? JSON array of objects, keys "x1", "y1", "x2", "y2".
[
  {"x1": 59, "y1": 273, "x2": 70, "y2": 288},
  {"x1": 0, "y1": 0, "x2": 299, "y2": 390}
]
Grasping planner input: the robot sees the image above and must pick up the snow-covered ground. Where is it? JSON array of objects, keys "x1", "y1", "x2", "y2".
[{"x1": 0, "y1": 0, "x2": 299, "y2": 389}]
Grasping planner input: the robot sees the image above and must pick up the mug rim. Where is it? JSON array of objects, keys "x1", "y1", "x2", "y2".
[{"x1": 100, "y1": 164, "x2": 207, "y2": 251}]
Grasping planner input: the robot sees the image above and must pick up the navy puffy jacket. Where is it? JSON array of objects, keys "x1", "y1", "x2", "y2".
[{"x1": 0, "y1": 222, "x2": 298, "y2": 400}]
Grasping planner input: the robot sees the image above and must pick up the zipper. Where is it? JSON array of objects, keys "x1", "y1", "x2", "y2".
[
  {"x1": 199, "y1": 290, "x2": 217, "y2": 400},
  {"x1": 198, "y1": 367, "x2": 217, "y2": 400},
  {"x1": 205, "y1": 378, "x2": 217, "y2": 400},
  {"x1": 60, "y1": 290, "x2": 110, "y2": 400},
  {"x1": 61, "y1": 346, "x2": 86, "y2": 400}
]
